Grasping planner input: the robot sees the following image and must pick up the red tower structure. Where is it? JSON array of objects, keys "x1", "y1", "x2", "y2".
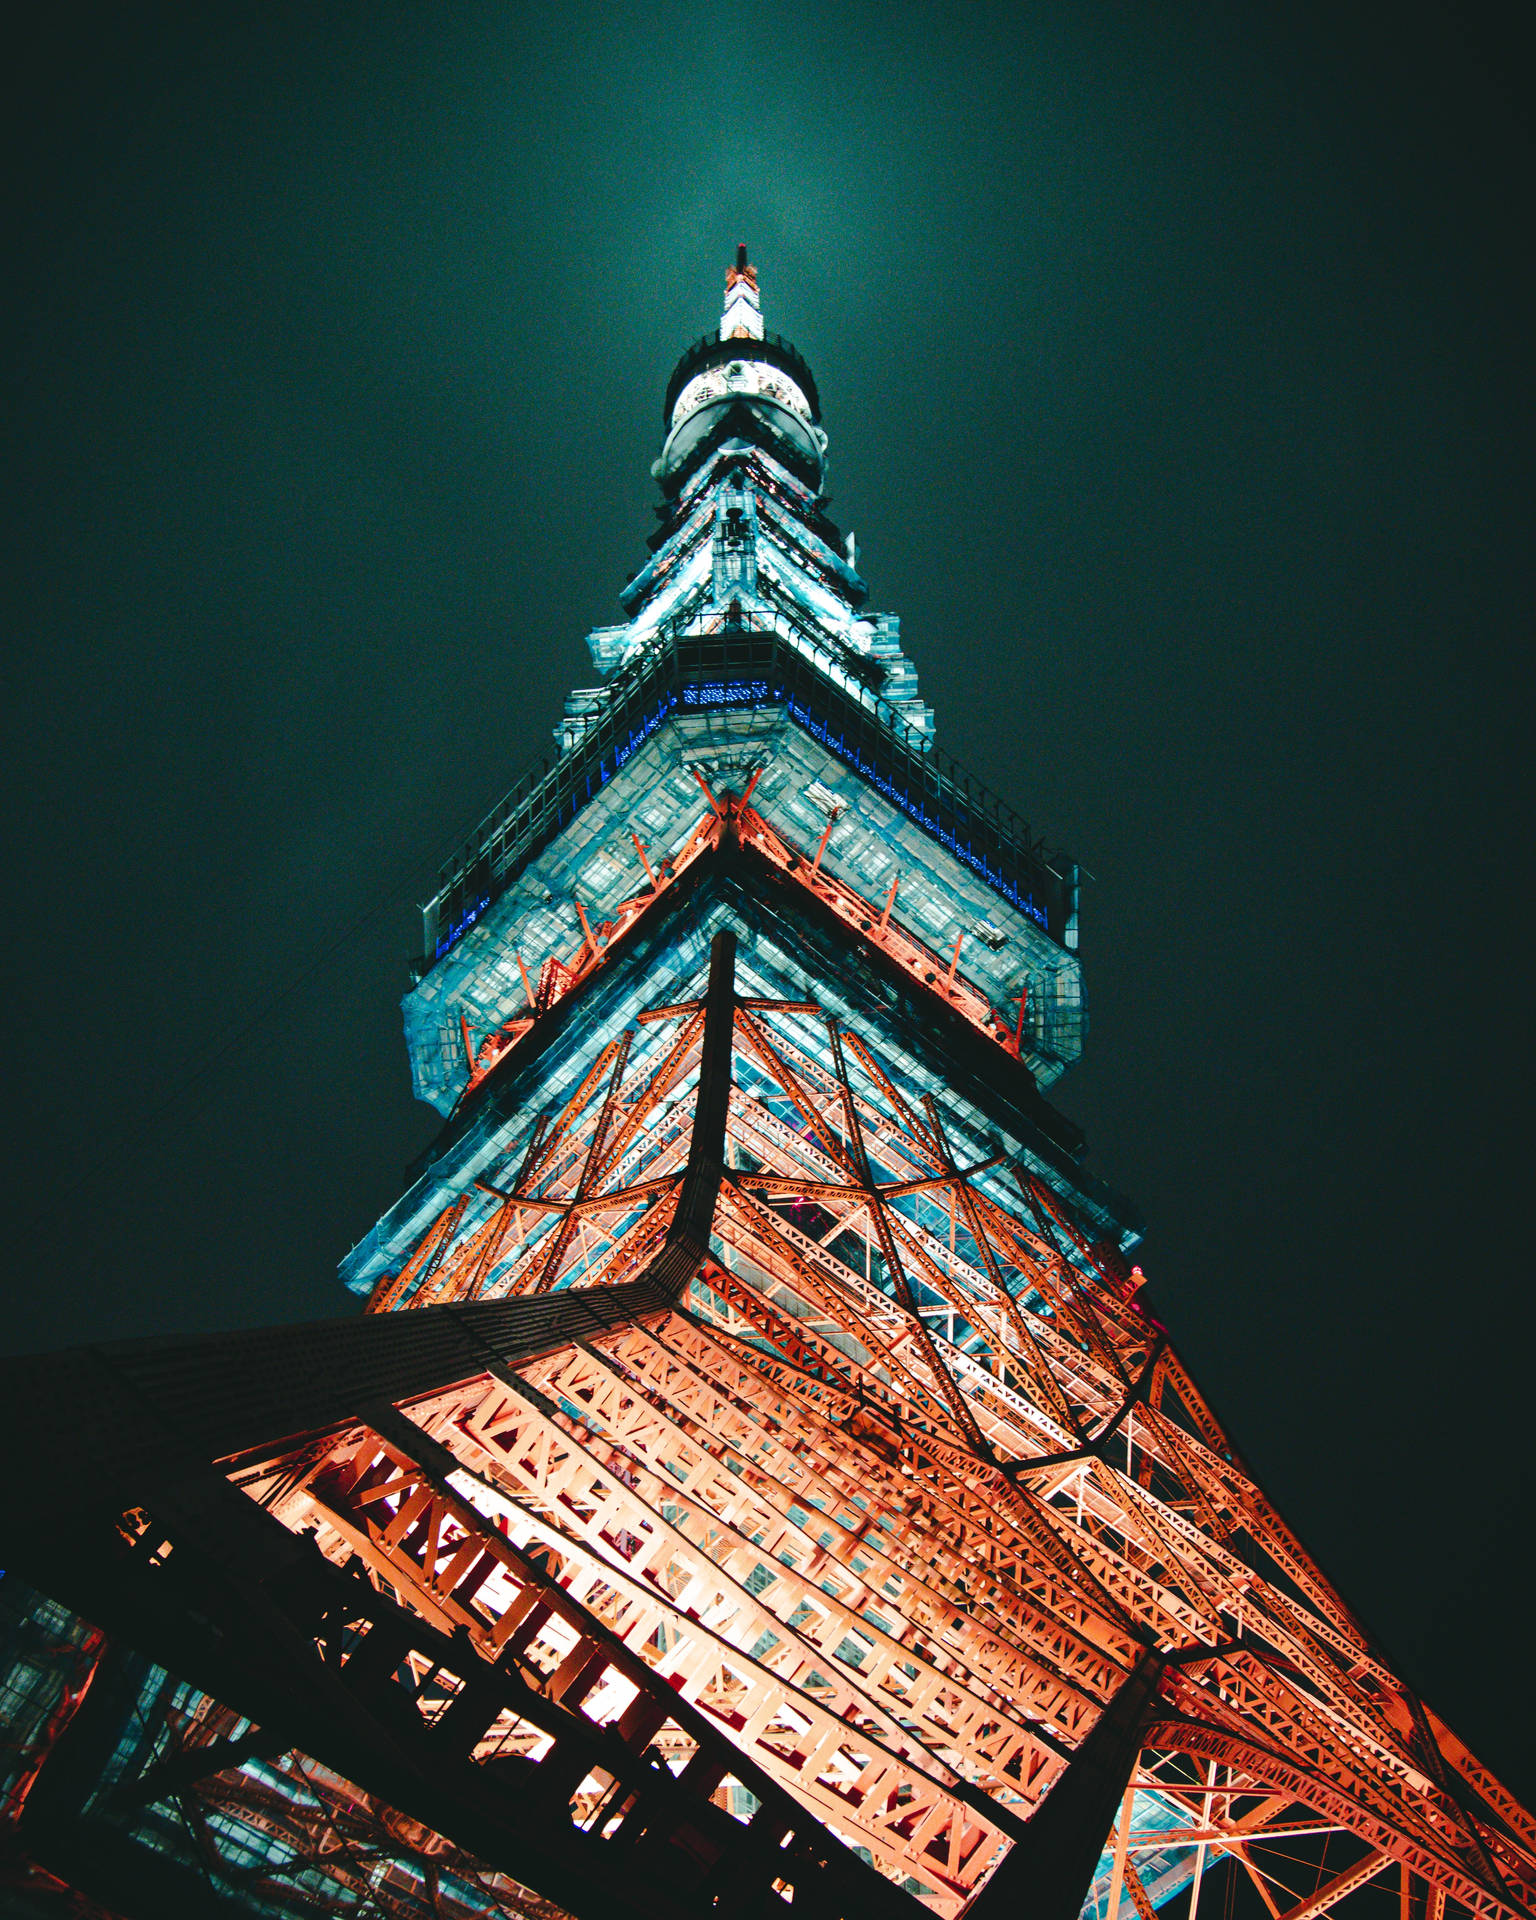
[{"x1": 1, "y1": 254, "x2": 1531, "y2": 1920}]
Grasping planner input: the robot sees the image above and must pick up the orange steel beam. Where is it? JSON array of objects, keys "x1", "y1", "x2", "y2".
[
  {"x1": 446, "y1": 774, "x2": 1066, "y2": 1102},
  {"x1": 349, "y1": 970, "x2": 1536, "y2": 1920}
]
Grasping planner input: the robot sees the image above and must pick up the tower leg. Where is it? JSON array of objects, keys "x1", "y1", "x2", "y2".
[
  {"x1": 646, "y1": 928, "x2": 735, "y2": 1296},
  {"x1": 967, "y1": 1651, "x2": 1163, "y2": 1920}
]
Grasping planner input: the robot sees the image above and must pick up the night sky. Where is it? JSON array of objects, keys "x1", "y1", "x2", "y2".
[{"x1": 4, "y1": 0, "x2": 1534, "y2": 1812}]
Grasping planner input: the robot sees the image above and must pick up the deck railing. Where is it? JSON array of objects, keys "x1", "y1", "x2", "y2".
[{"x1": 421, "y1": 613, "x2": 1074, "y2": 967}]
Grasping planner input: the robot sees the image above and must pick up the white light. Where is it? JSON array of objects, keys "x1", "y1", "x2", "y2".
[{"x1": 671, "y1": 361, "x2": 813, "y2": 430}]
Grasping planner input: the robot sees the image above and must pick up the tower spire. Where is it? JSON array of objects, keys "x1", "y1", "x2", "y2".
[{"x1": 720, "y1": 240, "x2": 764, "y2": 341}]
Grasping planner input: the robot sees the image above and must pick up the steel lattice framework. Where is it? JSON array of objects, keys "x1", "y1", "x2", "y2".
[
  {"x1": 3, "y1": 250, "x2": 1531, "y2": 1920},
  {"x1": 5, "y1": 929, "x2": 1533, "y2": 1920},
  {"x1": 207, "y1": 919, "x2": 1529, "y2": 1920}
]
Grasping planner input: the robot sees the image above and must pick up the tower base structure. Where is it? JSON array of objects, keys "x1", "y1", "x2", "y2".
[
  {"x1": 2, "y1": 920, "x2": 1530, "y2": 1920},
  {"x1": 2, "y1": 255, "x2": 1532, "y2": 1920}
]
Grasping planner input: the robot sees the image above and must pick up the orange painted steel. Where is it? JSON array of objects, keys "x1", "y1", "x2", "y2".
[
  {"x1": 340, "y1": 967, "x2": 1536, "y2": 1919},
  {"x1": 448, "y1": 778, "x2": 1042, "y2": 1113}
]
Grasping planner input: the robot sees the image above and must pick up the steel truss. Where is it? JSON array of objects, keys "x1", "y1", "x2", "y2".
[
  {"x1": 344, "y1": 931, "x2": 1536, "y2": 1919},
  {"x1": 104, "y1": 1683, "x2": 571, "y2": 1920},
  {"x1": 3, "y1": 932, "x2": 1532, "y2": 1920},
  {"x1": 445, "y1": 762, "x2": 1048, "y2": 1109}
]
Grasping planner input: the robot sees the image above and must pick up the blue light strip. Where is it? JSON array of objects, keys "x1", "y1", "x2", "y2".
[
  {"x1": 435, "y1": 894, "x2": 491, "y2": 957},
  {"x1": 682, "y1": 680, "x2": 771, "y2": 707},
  {"x1": 782, "y1": 694, "x2": 1049, "y2": 928},
  {"x1": 435, "y1": 677, "x2": 1049, "y2": 960},
  {"x1": 610, "y1": 692, "x2": 678, "y2": 775}
]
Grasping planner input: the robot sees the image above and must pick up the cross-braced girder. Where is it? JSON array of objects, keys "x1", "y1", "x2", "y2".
[
  {"x1": 329, "y1": 940, "x2": 1536, "y2": 1920},
  {"x1": 1, "y1": 930, "x2": 1529, "y2": 1920}
]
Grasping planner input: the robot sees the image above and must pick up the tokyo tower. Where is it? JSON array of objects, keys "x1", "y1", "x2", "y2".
[{"x1": 1, "y1": 249, "x2": 1531, "y2": 1920}]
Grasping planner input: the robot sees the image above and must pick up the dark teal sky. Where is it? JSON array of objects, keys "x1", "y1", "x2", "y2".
[{"x1": 4, "y1": 0, "x2": 1533, "y2": 1806}]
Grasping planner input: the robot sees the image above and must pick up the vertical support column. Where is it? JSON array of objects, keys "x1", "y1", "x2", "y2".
[
  {"x1": 966, "y1": 1650, "x2": 1162, "y2": 1920},
  {"x1": 18, "y1": 1639, "x2": 149, "y2": 1847},
  {"x1": 1187, "y1": 1758, "x2": 1218, "y2": 1920},
  {"x1": 645, "y1": 928, "x2": 736, "y2": 1299},
  {"x1": 1104, "y1": 1783, "x2": 1136, "y2": 1920}
]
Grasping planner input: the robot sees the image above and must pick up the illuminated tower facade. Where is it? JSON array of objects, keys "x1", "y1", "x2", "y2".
[{"x1": 2, "y1": 253, "x2": 1533, "y2": 1920}]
